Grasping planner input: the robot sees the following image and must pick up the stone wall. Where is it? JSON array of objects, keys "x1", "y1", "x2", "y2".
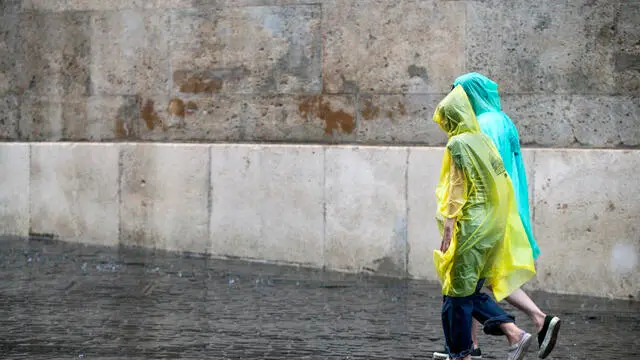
[
  {"x1": 0, "y1": 0, "x2": 638, "y2": 147},
  {"x1": 0, "y1": 1, "x2": 639, "y2": 300}
]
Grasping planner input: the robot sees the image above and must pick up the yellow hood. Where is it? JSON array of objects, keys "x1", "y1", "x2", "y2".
[{"x1": 433, "y1": 85, "x2": 481, "y2": 137}]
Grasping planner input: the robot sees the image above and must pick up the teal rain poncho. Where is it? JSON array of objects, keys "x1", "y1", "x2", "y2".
[{"x1": 453, "y1": 73, "x2": 540, "y2": 260}]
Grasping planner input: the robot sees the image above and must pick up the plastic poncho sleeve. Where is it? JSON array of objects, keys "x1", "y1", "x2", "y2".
[
  {"x1": 433, "y1": 148, "x2": 465, "y2": 296},
  {"x1": 448, "y1": 158, "x2": 466, "y2": 218},
  {"x1": 437, "y1": 148, "x2": 467, "y2": 220}
]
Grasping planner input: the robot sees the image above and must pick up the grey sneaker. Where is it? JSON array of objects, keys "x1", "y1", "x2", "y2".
[
  {"x1": 433, "y1": 347, "x2": 482, "y2": 359},
  {"x1": 507, "y1": 332, "x2": 533, "y2": 360}
]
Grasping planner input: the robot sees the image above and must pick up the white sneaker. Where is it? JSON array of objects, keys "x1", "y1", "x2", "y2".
[{"x1": 507, "y1": 332, "x2": 533, "y2": 360}]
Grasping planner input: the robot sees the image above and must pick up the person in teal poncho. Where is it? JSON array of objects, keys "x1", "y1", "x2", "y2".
[{"x1": 433, "y1": 73, "x2": 561, "y2": 360}]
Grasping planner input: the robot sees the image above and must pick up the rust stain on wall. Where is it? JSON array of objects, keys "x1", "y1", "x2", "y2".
[
  {"x1": 185, "y1": 101, "x2": 198, "y2": 115},
  {"x1": 114, "y1": 118, "x2": 127, "y2": 137},
  {"x1": 168, "y1": 98, "x2": 186, "y2": 118},
  {"x1": 398, "y1": 102, "x2": 407, "y2": 116},
  {"x1": 387, "y1": 101, "x2": 408, "y2": 121},
  {"x1": 298, "y1": 96, "x2": 354, "y2": 135},
  {"x1": 141, "y1": 100, "x2": 164, "y2": 130},
  {"x1": 361, "y1": 98, "x2": 380, "y2": 120},
  {"x1": 179, "y1": 76, "x2": 223, "y2": 94},
  {"x1": 174, "y1": 67, "x2": 250, "y2": 94}
]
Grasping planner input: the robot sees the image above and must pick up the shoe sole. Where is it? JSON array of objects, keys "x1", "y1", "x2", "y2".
[
  {"x1": 433, "y1": 353, "x2": 481, "y2": 360},
  {"x1": 538, "y1": 317, "x2": 561, "y2": 359}
]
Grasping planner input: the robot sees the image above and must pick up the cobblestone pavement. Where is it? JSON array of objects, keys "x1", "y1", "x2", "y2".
[{"x1": 1, "y1": 236, "x2": 638, "y2": 359}]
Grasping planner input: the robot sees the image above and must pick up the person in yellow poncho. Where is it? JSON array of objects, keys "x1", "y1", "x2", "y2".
[{"x1": 433, "y1": 86, "x2": 536, "y2": 360}]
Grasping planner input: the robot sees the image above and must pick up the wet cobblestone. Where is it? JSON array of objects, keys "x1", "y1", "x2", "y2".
[{"x1": 1, "y1": 236, "x2": 638, "y2": 359}]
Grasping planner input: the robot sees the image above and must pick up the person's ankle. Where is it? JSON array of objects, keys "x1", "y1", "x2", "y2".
[
  {"x1": 532, "y1": 313, "x2": 546, "y2": 332},
  {"x1": 504, "y1": 327, "x2": 524, "y2": 345}
]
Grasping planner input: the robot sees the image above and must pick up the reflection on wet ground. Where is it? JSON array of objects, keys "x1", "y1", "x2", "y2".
[{"x1": 1, "y1": 236, "x2": 638, "y2": 359}]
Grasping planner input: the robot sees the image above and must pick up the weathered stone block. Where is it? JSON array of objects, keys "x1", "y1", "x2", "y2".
[
  {"x1": 0, "y1": 95, "x2": 19, "y2": 140},
  {"x1": 323, "y1": 0, "x2": 464, "y2": 94},
  {"x1": 324, "y1": 146, "x2": 408, "y2": 275},
  {"x1": 0, "y1": 143, "x2": 29, "y2": 236},
  {"x1": 356, "y1": 94, "x2": 447, "y2": 145},
  {"x1": 30, "y1": 143, "x2": 119, "y2": 245},
  {"x1": 170, "y1": 5, "x2": 322, "y2": 95},
  {"x1": 1, "y1": 0, "x2": 20, "y2": 15},
  {"x1": 134, "y1": 94, "x2": 356, "y2": 142},
  {"x1": 209, "y1": 144, "x2": 324, "y2": 266},
  {"x1": 532, "y1": 149, "x2": 640, "y2": 298},
  {"x1": 19, "y1": 96, "x2": 84, "y2": 141},
  {"x1": 503, "y1": 95, "x2": 640, "y2": 148},
  {"x1": 614, "y1": 1, "x2": 640, "y2": 94},
  {"x1": 467, "y1": 0, "x2": 618, "y2": 94},
  {"x1": 135, "y1": 95, "x2": 244, "y2": 141},
  {"x1": 260, "y1": 145, "x2": 324, "y2": 265},
  {"x1": 568, "y1": 96, "x2": 640, "y2": 147},
  {"x1": 120, "y1": 144, "x2": 210, "y2": 253},
  {"x1": 22, "y1": 0, "x2": 193, "y2": 11},
  {"x1": 91, "y1": 10, "x2": 170, "y2": 96},
  {"x1": 209, "y1": 144, "x2": 261, "y2": 258},
  {"x1": 501, "y1": 95, "x2": 574, "y2": 147},
  {"x1": 406, "y1": 147, "x2": 443, "y2": 280},
  {"x1": 464, "y1": 0, "x2": 503, "y2": 82},
  {"x1": 19, "y1": 96, "x2": 140, "y2": 141},
  {"x1": 18, "y1": 12, "x2": 91, "y2": 97},
  {"x1": 258, "y1": 95, "x2": 355, "y2": 142},
  {"x1": 83, "y1": 96, "x2": 140, "y2": 141},
  {"x1": 618, "y1": 1, "x2": 640, "y2": 49},
  {"x1": 0, "y1": 14, "x2": 19, "y2": 96},
  {"x1": 194, "y1": 0, "x2": 326, "y2": 6}
]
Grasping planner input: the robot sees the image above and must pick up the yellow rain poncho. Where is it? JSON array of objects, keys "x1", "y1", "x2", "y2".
[{"x1": 433, "y1": 86, "x2": 535, "y2": 301}]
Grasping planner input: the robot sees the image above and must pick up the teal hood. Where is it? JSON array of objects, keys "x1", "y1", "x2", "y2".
[{"x1": 453, "y1": 72, "x2": 502, "y2": 115}]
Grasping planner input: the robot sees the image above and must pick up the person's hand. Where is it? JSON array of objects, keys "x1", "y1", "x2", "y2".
[
  {"x1": 440, "y1": 230, "x2": 452, "y2": 253},
  {"x1": 440, "y1": 218, "x2": 455, "y2": 253}
]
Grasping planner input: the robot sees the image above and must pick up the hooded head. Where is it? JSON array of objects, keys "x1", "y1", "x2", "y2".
[
  {"x1": 453, "y1": 72, "x2": 501, "y2": 115},
  {"x1": 433, "y1": 85, "x2": 481, "y2": 138}
]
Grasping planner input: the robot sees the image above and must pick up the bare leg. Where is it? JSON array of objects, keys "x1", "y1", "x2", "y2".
[
  {"x1": 504, "y1": 288, "x2": 546, "y2": 332},
  {"x1": 485, "y1": 285, "x2": 546, "y2": 332},
  {"x1": 499, "y1": 322, "x2": 526, "y2": 345},
  {"x1": 471, "y1": 318, "x2": 480, "y2": 349}
]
